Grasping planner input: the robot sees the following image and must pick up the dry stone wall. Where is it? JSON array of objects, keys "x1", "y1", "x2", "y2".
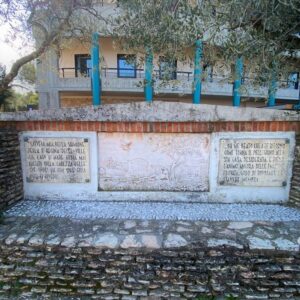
[
  {"x1": 290, "y1": 134, "x2": 300, "y2": 206},
  {"x1": 0, "y1": 129, "x2": 23, "y2": 210},
  {"x1": 0, "y1": 242, "x2": 299, "y2": 299}
]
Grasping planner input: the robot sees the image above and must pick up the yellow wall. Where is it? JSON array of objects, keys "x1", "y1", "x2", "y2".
[{"x1": 58, "y1": 38, "x2": 226, "y2": 75}]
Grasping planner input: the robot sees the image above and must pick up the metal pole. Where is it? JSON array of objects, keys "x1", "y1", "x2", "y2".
[
  {"x1": 145, "y1": 48, "x2": 153, "y2": 102},
  {"x1": 193, "y1": 39, "x2": 203, "y2": 104},
  {"x1": 267, "y1": 70, "x2": 277, "y2": 107},
  {"x1": 233, "y1": 57, "x2": 243, "y2": 106},
  {"x1": 91, "y1": 32, "x2": 101, "y2": 105}
]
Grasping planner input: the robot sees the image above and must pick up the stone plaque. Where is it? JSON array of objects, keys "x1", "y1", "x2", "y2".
[
  {"x1": 218, "y1": 139, "x2": 290, "y2": 187},
  {"x1": 98, "y1": 133, "x2": 210, "y2": 191},
  {"x1": 24, "y1": 137, "x2": 90, "y2": 183}
]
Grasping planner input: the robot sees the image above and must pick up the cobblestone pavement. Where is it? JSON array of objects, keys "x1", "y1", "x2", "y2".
[
  {"x1": 5, "y1": 200, "x2": 300, "y2": 221},
  {"x1": 1, "y1": 212, "x2": 300, "y2": 251}
]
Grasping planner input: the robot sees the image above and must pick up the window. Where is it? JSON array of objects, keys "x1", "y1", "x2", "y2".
[
  {"x1": 288, "y1": 72, "x2": 299, "y2": 89},
  {"x1": 203, "y1": 64, "x2": 213, "y2": 82},
  {"x1": 74, "y1": 54, "x2": 91, "y2": 77},
  {"x1": 159, "y1": 57, "x2": 177, "y2": 80},
  {"x1": 117, "y1": 54, "x2": 136, "y2": 78}
]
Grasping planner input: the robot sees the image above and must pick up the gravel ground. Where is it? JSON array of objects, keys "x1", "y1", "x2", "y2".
[{"x1": 5, "y1": 200, "x2": 300, "y2": 221}]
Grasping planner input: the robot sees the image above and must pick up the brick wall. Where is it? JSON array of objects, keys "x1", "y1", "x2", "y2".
[
  {"x1": 0, "y1": 242, "x2": 299, "y2": 299},
  {"x1": 290, "y1": 134, "x2": 300, "y2": 207},
  {"x1": 1, "y1": 120, "x2": 300, "y2": 133},
  {"x1": 0, "y1": 130, "x2": 23, "y2": 211}
]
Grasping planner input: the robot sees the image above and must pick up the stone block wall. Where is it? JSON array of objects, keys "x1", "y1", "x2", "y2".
[
  {"x1": 0, "y1": 242, "x2": 299, "y2": 299},
  {"x1": 0, "y1": 129, "x2": 23, "y2": 211},
  {"x1": 290, "y1": 134, "x2": 300, "y2": 206}
]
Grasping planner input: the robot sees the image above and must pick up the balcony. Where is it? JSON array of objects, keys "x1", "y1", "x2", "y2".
[{"x1": 58, "y1": 67, "x2": 300, "y2": 101}]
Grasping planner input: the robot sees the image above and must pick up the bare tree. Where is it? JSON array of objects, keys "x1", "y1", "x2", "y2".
[{"x1": 0, "y1": 0, "x2": 108, "y2": 94}]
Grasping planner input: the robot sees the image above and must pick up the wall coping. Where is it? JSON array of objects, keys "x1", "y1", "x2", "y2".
[{"x1": 1, "y1": 101, "x2": 300, "y2": 122}]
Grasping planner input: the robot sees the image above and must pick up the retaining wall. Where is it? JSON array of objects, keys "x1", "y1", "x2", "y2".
[
  {"x1": 0, "y1": 129, "x2": 23, "y2": 211},
  {"x1": 290, "y1": 134, "x2": 300, "y2": 207},
  {"x1": 0, "y1": 102, "x2": 300, "y2": 204},
  {"x1": 0, "y1": 242, "x2": 299, "y2": 299}
]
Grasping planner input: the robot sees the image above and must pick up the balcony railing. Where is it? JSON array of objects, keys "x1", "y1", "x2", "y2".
[
  {"x1": 58, "y1": 67, "x2": 299, "y2": 99},
  {"x1": 60, "y1": 67, "x2": 194, "y2": 81}
]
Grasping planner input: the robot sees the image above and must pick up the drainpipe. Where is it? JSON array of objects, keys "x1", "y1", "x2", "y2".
[
  {"x1": 233, "y1": 57, "x2": 243, "y2": 107},
  {"x1": 145, "y1": 48, "x2": 153, "y2": 102},
  {"x1": 193, "y1": 39, "x2": 203, "y2": 104},
  {"x1": 267, "y1": 70, "x2": 277, "y2": 107},
  {"x1": 91, "y1": 32, "x2": 101, "y2": 105}
]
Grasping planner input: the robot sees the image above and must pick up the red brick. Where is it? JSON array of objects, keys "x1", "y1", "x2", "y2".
[
  {"x1": 143, "y1": 122, "x2": 149, "y2": 132},
  {"x1": 201, "y1": 123, "x2": 209, "y2": 133},
  {"x1": 191, "y1": 123, "x2": 198, "y2": 132},
  {"x1": 290, "y1": 122, "x2": 298, "y2": 132},
  {"x1": 270, "y1": 122, "x2": 277, "y2": 132},
  {"x1": 136, "y1": 122, "x2": 143, "y2": 133},
  {"x1": 86, "y1": 122, "x2": 93, "y2": 131},
  {"x1": 173, "y1": 122, "x2": 179, "y2": 132},
  {"x1": 160, "y1": 122, "x2": 167, "y2": 133},
  {"x1": 153, "y1": 123, "x2": 160, "y2": 133},
  {"x1": 226, "y1": 122, "x2": 234, "y2": 132},
  {"x1": 185, "y1": 122, "x2": 192, "y2": 133},
  {"x1": 221, "y1": 122, "x2": 227, "y2": 132},
  {"x1": 264, "y1": 122, "x2": 270, "y2": 131},
  {"x1": 253, "y1": 122, "x2": 258, "y2": 132},
  {"x1": 233, "y1": 122, "x2": 239, "y2": 132},
  {"x1": 258, "y1": 122, "x2": 265, "y2": 131},
  {"x1": 94, "y1": 122, "x2": 100, "y2": 131}
]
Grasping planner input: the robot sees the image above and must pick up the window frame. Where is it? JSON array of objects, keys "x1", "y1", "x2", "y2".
[
  {"x1": 288, "y1": 72, "x2": 299, "y2": 90},
  {"x1": 74, "y1": 54, "x2": 91, "y2": 78},
  {"x1": 158, "y1": 56, "x2": 177, "y2": 80},
  {"x1": 117, "y1": 54, "x2": 137, "y2": 78}
]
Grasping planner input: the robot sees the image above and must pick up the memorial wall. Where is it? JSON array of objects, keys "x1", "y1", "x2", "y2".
[
  {"x1": 20, "y1": 130, "x2": 295, "y2": 203},
  {"x1": 1, "y1": 102, "x2": 298, "y2": 203}
]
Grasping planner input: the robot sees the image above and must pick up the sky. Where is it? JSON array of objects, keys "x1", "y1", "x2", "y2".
[
  {"x1": 0, "y1": 24, "x2": 34, "y2": 69},
  {"x1": 0, "y1": 25, "x2": 35, "y2": 92},
  {"x1": 0, "y1": 39, "x2": 20, "y2": 70}
]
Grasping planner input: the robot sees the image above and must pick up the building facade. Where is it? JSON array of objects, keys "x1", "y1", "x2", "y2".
[{"x1": 36, "y1": 2, "x2": 300, "y2": 109}]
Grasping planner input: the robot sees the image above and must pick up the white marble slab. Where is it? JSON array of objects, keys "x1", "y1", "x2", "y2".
[
  {"x1": 98, "y1": 133, "x2": 210, "y2": 191},
  {"x1": 20, "y1": 131, "x2": 98, "y2": 200},
  {"x1": 218, "y1": 138, "x2": 290, "y2": 187},
  {"x1": 210, "y1": 132, "x2": 295, "y2": 203},
  {"x1": 24, "y1": 137, "x2": 90, "y2": 183}
]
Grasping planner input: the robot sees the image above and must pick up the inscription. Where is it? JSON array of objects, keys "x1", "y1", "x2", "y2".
[
  {"x1": 218, "y1": 139, "x2": 290, "y2": 187},
  {"x1": 98, "y1": 133, "x2": 210, "y2": 191},
  {"x1": 24, "y1": 137, "x2": 90, "y2": 183}
]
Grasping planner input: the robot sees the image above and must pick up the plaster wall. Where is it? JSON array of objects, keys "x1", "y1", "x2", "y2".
[{"x1": 58, "y1": 38, "x2": 195, "y2": 73}]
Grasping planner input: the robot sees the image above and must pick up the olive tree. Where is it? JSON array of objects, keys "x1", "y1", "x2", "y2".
[{"x1": 113, "y1": 0, "x2": 300, "y2": 84}]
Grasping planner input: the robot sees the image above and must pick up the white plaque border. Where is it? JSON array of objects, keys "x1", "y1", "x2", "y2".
[
  {"x1": 209, "y1": 132, "x2": 295, "y2": 203},
  {"x1": 20, "y1": 131, "x2": 98, "y2": 200}
]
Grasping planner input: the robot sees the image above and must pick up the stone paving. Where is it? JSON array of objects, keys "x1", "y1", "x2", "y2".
[
  {"x1": 1, "y1": 202, "x2": 300, "y2": 299},
  {"x1": 1, "y1": 214, "x2": 300, "y2": 251},
  {"x1": 5, "y1": 200, "x2": 300, "y2": 221}
]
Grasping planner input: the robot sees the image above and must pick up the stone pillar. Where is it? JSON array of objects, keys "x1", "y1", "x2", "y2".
[{"x1": 36, "y1": 48, "x2": 60, "y2": 109}]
